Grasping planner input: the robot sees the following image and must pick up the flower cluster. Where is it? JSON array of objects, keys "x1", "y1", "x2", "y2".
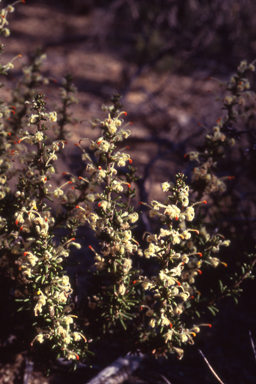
[
  {"x1": 185, "y1": 60, "x2": 255, "y2": 197},
  {"x1": 0, "y1": 1, "x2": 25, "y2": 37},
  {"x1": 8, "y1": 48, "x2": 50, "y2": 134},
  {"x1": 0, "y1": 92, "x2": 87, "y2": 362},
  {"x1": 136, "y1": 174, "x2": 228, "y2": 357},
  {"x1": 75, "y1": 105, "x2": 140, "y2": 330}
]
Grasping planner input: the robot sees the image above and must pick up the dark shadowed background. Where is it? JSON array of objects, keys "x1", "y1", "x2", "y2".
[{"x1": 1, "y1": 1, "x2": 256, "y2": 383}]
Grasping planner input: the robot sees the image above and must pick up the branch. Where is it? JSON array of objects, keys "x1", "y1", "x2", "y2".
[
  {"x1": 198, "y1": 349, "x2": 225, "y2": 384},
  {"x1": 85, "y1": 354, "x2": 144, "y2": 384}
]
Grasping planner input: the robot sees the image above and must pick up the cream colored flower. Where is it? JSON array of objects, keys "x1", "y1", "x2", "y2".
[
  {"x1": 48, "y1": 111, "x2": 57, "y2": 122},
  {"x1": 118, "y1": 283, "x2": 126, "y2": 295},
  {"x1": 164, "y1": 330, "x2": 173, "y2": 342},
  {"x1": 161, "y1": 182, "x2": 171, "y2": 192}
]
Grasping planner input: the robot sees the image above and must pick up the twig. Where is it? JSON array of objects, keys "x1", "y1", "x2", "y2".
[
  {"x1": 249, "y1": 330, "x2": 256, "y2": 363},
  {"x1": 159, "y1": 373, "x2": 172, "y2": 384},
  {"x1": 233, "y1": 258, "x2": 256, "y2": 289},
  {"x1": 198, "y1": 349, "x2": 225, "y2": 384},
  {"x1": 85, "y1": 353, "x2": 144, "y2": 384},
  {"x1": 207, "y1": 257, "x2": 256, "y2": 305}
]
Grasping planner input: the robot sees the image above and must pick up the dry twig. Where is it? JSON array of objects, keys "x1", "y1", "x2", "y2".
[{"x1": 198, "y1": 349, "x2": 225, "y2": 384}]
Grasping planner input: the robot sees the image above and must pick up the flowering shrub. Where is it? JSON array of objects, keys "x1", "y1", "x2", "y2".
[{"x1": 0, "y1": 1, "x2": 255, "y2": 373}]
